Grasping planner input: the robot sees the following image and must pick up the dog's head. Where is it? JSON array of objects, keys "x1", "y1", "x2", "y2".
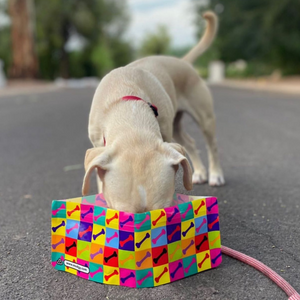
[{"x1": 82, "y1": 142, "x2": 192, "y2": 213}]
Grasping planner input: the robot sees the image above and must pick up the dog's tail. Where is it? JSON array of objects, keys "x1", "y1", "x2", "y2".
[{"x1": 182, "y1": 11, "x2": 218, "y2": 64}]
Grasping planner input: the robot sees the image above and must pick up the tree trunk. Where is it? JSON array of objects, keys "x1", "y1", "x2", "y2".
[{"x1": 8, "y1": 0, "x2": 38, "y2": 79}]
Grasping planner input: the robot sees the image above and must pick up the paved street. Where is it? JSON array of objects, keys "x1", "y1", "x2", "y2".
[{"x1": 0, "y1": 86, "x2": 299, "y2": 299}]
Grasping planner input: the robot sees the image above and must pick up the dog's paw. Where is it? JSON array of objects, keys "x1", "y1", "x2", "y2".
[
  {"x1": 192, "y1": 172, "x2": 208, "y2": 184},
  {"x1": 209, "y1": 172, "x2": 225, "y2": 186}
]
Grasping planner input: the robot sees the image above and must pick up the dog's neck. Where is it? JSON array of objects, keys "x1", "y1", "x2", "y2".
[{"x1": 103, "y1": 99, "x2": 163, "y2": 147}]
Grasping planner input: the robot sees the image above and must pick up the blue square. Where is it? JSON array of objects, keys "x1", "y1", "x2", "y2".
[
  {"x1": 66, "y1": 219, "x2": 80, "y2": 239},
  {"x1": 119, "y1": 231, "x2": 134, "y2": 251},
  {"x1": 151, "y1": 227, "x2": 167, "y2": 247},
  {"x1": 78, "y1": 221, "x2": 93, "y2": 242},
  {"x1": 195, "y1": 216, "x2": 207, "y2": 235},
  {"x1": 167, "y1": 223, "x2": 181, "y2": 243},
  {"x1": 105, "y1": 228, "x2": 119, "y2": 249},
  {"x1": 207, "y1": 214, "x2": 219, "y2": 232}
]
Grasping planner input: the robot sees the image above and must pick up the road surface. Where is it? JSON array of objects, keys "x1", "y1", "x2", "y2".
[{"x1": 0, "y1": 86, "x2": 299, "y2": 299}]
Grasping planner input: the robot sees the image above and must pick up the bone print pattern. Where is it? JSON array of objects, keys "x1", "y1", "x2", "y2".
[{"x1": 51, "y1": 193, "x2": 222, "y2": 288}]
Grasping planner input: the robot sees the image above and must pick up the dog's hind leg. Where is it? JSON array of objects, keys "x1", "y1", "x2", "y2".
[
  {"x1": 184, "y1": 80, "x2": 225, "y2": 186},
  {"x1": 173, "y1": 111, "x2": 208, "y2": 184}
]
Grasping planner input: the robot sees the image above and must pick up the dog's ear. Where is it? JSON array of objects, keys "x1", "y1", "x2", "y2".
[
  {"x1": 164, "y1": 143, "x2": 193, "y2": 190},
  {"x1": 82, "y1": 147, "x2": 113, "y2": 196}
]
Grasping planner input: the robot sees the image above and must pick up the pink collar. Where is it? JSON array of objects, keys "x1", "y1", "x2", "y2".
[{"x1": 121, "y1": 95, "x2": 158, "y2": 117}]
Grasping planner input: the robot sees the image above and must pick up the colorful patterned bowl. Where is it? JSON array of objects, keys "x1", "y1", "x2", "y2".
[{"x1": 51, "y1": 193, "x2": 222, "y2": 288}]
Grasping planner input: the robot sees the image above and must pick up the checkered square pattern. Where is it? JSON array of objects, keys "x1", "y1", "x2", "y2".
[{"x1": 51, "y1": 193, "x2": 222, "y2": 288}]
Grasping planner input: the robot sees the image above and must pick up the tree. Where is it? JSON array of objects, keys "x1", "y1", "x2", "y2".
[
  {"x1": 139, "y1": 25, "x2": 171, "y2": 57},
  {"x1": 192, "y1": 0, "x2": 300, "y2": 75},
  {"x1": 34, "y1": 0, "x2": 132, "y2": 79},
  {"x1": 8, "y1": 0, "x2": 38, "y2": 78}
]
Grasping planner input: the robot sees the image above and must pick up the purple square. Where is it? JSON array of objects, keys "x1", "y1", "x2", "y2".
[
  {"x1": 78, "y1": 222, "x2": 93, "y2": 242},
  {"x1": 165, "y1": 206, "x2": 181, "y2": 225},
  {"x1": 119, "y1": 231, "x2": 134, "y2": 251},
  {"x1": 167, "y1": 223, "x2": 181, "y2": 243},
  {"x1": 207, "y1": 214, "x2": 219, "y2": 232},
  {"x1": 169, "y1": 260, "x2": 184, "y2": 282}
]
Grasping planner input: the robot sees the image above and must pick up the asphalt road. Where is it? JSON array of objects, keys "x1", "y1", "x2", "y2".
[{"x1": 0, "y1": 86, "x2": 299, "y2": 300}]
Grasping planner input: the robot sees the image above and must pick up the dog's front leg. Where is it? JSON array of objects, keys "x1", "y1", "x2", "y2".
[{"x1": 96, "y1": 170, "x2": 103, "y2": 194}]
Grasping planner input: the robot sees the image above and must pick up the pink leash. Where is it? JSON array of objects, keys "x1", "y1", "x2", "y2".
[{"x1": 221, "y1": 245, "x2": 300, "y2": 299}]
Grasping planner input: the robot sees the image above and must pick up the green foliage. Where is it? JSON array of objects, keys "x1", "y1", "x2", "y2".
[
  {"x1": 0, "y1": 0, "x2": 133, "y2": 79},
  {"x1": 192, "y1": 0, "x2": 300, "y2": 75},
  {"x1": 0, "y1": 26, "x2": 11, "y2": 74},
  {"x1": 226, "y1": 62, "x2": 274, "y2": 78},
  {"x1": 90, "y1": 42, "x2": 114, "y2": 77},
  {"x1": 139, "y1": 25, "x2": 171, "y2": 57},
  {"x1": 34, "y1": 0, "x2": 133, "y2": 79}
]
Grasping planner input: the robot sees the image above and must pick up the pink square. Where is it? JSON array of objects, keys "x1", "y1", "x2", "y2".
[
  {"x1": 210, "y1": 249, "x2": 222, "y2": 268},
  {"x1": 95, "y1": 194, "x2": 107, "y2": 207},
  {"x1": 80, "y1": 204, "x2": 94, "y2": 223},
  {"x1": 169, "y1": 260, "x2": 184, "y2": 282},
  {"x1": 119, "y1": 268, "x2": 136, "y2": 288},
  {"x1": 165, "y1": 205, "x2": 181, "y2": 225},
  {"x1": 77, "y1": 259, "x2": 89, "y2": 279},
  {"x1": 175, "y1": 193, "x2": 190, "y2": 205},
  {"x1": 206, "y1": 197, "x2": 218, "y2": 215},
  {"x1": 119, "y1": 212, "x2": 134, "y2": 232}
]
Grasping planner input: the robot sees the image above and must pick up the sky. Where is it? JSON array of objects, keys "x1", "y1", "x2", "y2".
[
  {"x1": 0, "y1": 0, "x2": 204, "y2": 49},
  {"x1": 127, "y1": 0, "x2": 199, "y2": 48}
]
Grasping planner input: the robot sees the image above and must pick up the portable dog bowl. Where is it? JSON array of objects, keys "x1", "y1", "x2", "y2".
[{"x1": 51, "y1": 193, "x2": 222, "y2": 288}]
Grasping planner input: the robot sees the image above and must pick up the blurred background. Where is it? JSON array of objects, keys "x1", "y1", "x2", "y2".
[
  {"x1": 0, "y1": 0, "x2": 299, "y2": 85},
  {"x1": 1, "y1": 2, "x2": 300, "y2": 299}
]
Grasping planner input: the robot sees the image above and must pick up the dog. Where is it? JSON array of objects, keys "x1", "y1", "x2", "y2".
[{"x1": 82, "y1": 11, "x2": 224, "y2": 213}]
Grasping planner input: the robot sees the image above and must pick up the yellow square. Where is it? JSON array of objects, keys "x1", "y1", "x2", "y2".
[
  {"x1": 103, "y1": 266, "x2": 120, "y2": 285},
  {"x1": 150, "y1": 209, "x2": 166, "y2": 228},
  {"x1": 51, "y1": 218, "x2": 66, "y2": 236},
  {"x1": 92, "y1": 224, "x2": 106, "y2": 245},
  {"x1": 69, "y1": 197, "x2": 82, "y2": 203},
  {"x1": 66, "y1": 201, "x2": 81, "y2": 221},
  {"x1": 153, "y1": 264, "x2": 170, "y2": 286},
  {"x1": 192, "y1": 198, "x2": 206, "y2": 217},
  {"x1": 65, "y1": 255, "x2": 77, "y2": 275},
  {"x1": 105, "y1": 209, "x2": 119, "y2": 230},
  {"x1": 181, "y1": 219, "x2": 195, "y2": 240},
  {"x1": 135, "y1": 230, "x2": 151, "y2": 251},
  {"x1": 197, "y1": 250, "x2": 211, "y2": 272}
]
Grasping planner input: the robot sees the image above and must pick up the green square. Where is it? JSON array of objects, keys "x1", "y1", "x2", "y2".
[
  {"x1": 208, "y1": 231, "x2": 221, "y2": 249},
  {"x1": 83, "y1": 195, "x2": 96, "y2": 204},
  {"x1": 89, "y1": 262, "x2": 103, "y2": 283},
  {"x1": 182, "y1": 255, "x2": 197, "y2": 277},
  {"x1": 77, "y1": 240, "x2": 91, "y2": 260},
  {"x1": 51, "y1": 201, "x2": 66, "y2": 218},
  {"x1": 51, "y1": 252, "x2": 65, "y2": 271},
  {"x1": 94, "y1": 206, "x2": 107, "y2": 226},
  {"x1": 136, "y1": 268, "x2": 154, "y2": 288},
  {"x1": 179, "y1": 202, "x2": 194, "y2": 221},
  {"x1": 119, "y1": 250, "x2": 136, "y2": 270},
  {"x1": 168, "y1": 241, "x2": 182, "y2": 262},
  {"x1": 134, "y1": 212, "x2": 151, "y2": 232}
]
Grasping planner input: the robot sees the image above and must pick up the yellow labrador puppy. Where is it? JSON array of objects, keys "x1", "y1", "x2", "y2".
[{"x1": 82, "y1": 11, "x2": 224, "y2": 213}]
